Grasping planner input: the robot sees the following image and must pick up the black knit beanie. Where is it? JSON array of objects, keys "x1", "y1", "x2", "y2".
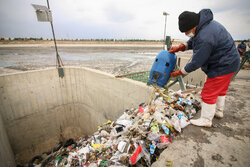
[{"x1": 178, "y1": 11, "x2": 199, "y2": 32}]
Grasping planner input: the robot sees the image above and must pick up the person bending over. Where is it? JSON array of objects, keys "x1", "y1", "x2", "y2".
[{"x1": 169, "y1": 9, "x2": 240, "y2": 127}]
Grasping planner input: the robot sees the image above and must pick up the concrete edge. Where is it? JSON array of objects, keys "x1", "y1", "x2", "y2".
[{"x1": 0, "y1": 66, "x2": 153, "y2": 90}]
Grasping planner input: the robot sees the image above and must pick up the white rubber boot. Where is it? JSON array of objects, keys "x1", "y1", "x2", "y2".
[
  {"x1": 190, "y1": 102, "x2": 216, "y2": 127},
  {"x1": 215, "y1": 96, "x2": 225, "y2": 119}
]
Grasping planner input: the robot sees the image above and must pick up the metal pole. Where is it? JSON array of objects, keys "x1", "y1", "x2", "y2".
[
  {"x1": 163, "y1": 12, "x2": 169, "y2": 50},
  {"x1": 163, "y1": 14, "x2": 167, "y2": 49},
  {"x1": 46, "y1": 0, "x2": 61, "y2": 67}
]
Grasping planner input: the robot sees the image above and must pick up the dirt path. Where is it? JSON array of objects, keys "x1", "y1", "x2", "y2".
[{"x1": 152, "y1": 70, "x2": 250, "y2": 167}]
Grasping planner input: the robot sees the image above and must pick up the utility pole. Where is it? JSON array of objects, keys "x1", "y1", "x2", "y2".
[{"x1": 163, "y1": 12, "x2": 169, "y2": 50}]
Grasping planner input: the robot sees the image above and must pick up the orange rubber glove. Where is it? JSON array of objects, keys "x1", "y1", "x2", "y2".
[
  {"x1": 169, "y1": 44, "x2": 186, "y2": 53},
  {"x1": 170, "y1": 70, "x2": 184, "y2": 77}
]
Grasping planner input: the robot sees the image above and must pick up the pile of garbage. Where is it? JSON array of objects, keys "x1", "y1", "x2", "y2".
[{"x1": 28, "y1": 89, "x2": 201, "y2": 167}]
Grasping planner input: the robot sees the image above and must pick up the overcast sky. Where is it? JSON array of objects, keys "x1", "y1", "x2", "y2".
[{"x1": 0, "y1": 0, "x2": 249, "y2": 40}]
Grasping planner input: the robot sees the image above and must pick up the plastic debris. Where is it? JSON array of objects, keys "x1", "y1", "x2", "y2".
[
  {"x1": 27, "y1": 89, "x2": 201, "y2": 167},
  {"x1": 130, "y1": 145, "x2": 143, "y2": 165},
  {"x1": 139, "y1": 106, "x2": 144, "y2": 114},
  {"x1": 166, "y1": 159, "x2": 173, "y2": 166},
  {"x1": 162, "y1": 125, "x2": 169, "y2": 135},
  {"x1": 171, "y1": 114, "x2": 182, "y2": 133},
  {"x1": 149, "y1": 141, "x2": 157, "y2": 155}
]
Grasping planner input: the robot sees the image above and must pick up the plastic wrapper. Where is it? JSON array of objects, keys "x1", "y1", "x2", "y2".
[
  {"x1": 150, "y1": 141, "x2": 157, "y2": 154},
  {"x1": 171, "y1": 114, "x2": 181, "y2": 133},
  {"x1": 150, "y1": 123, "x2": 159, "y2": 132},
  {"x1": 179, "y1": 115, "x2": 190, "y2": 128},
  {"x1": 118, "y1": 141, "x2": 127, "y2": 153},
  {"x1": 162, "y1": 125, "x2": 169, "y2": 135},
  {"x1": 147, "y1": 132, "x2": 161, "y2": 141}
]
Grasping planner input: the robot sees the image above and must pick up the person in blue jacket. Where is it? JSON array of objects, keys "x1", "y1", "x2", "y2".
[
  {"x1": 237, "y1": 40, "x2": 247, "y2": 55},
  {"x1": 169, "y1": 9, "x2": 240, "y2": 127}
]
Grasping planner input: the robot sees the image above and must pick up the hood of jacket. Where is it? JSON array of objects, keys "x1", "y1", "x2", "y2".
[{"x1": 196, "y1": 9, "x2": 213, "y2": 34}]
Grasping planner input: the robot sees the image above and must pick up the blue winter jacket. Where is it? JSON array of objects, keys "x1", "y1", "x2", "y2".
[
  {"x1": 237, "y1": 42, "x2": 246, "y2": 52},
  {"x1": 184, "y1": 9, "x2": 240, "y2": 78}
]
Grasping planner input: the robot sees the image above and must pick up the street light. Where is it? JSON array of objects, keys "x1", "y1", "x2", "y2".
[{"x1": 163, "y1": 12, "x2": 169, "y2": 50}]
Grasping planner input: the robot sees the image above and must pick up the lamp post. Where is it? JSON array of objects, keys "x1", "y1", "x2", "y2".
[{"x1": 163, "y1": 12, "x2": 169, "y2": 50}]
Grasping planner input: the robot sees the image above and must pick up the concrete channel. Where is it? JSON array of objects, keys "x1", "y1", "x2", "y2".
[
  {"x1": 0, "y1": 62, "x2": 205, "y2": 165},
  {"x1": 0, "y1": 67, "x2": 153, "y2": 165}
]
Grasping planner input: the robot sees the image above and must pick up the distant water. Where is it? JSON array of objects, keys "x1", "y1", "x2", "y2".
[{"x1": 0, "y1": 46, "x2": 159, "y2": 68}]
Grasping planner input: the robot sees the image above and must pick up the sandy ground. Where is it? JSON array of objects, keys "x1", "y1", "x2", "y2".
[
  {"x1": 0, "y1": 43, "x2": 249, "y2": 166},
  {"x1": 152, "y1": 70, "x2": 250, "y2": 167}
]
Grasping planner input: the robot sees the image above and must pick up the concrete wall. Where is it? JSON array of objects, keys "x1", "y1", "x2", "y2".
[
  {"x1": 0, "y1": 67, "x2": 153, "y2": 164},
  {"x1": 0, "y1": 110, "x2": 16, "y2": 167},
  {"x1": 177, "y1": 56, "x2": 206, "y2": 88},
  {"x1": 0, "y1": 63, "x2": 206, "y2": 164}
]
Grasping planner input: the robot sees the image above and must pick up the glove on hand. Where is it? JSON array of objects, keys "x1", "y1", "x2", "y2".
[
  {"x1": 169, "y1": 44, "x2": 186, "y2": 53},
  {"x1": 170, "y1": 70, "x2": 184, "y2": 77}
]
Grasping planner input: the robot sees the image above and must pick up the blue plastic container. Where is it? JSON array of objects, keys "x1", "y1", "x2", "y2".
[{"x1": 148, "y1": 50, "x2": 177, "y2": 87}]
